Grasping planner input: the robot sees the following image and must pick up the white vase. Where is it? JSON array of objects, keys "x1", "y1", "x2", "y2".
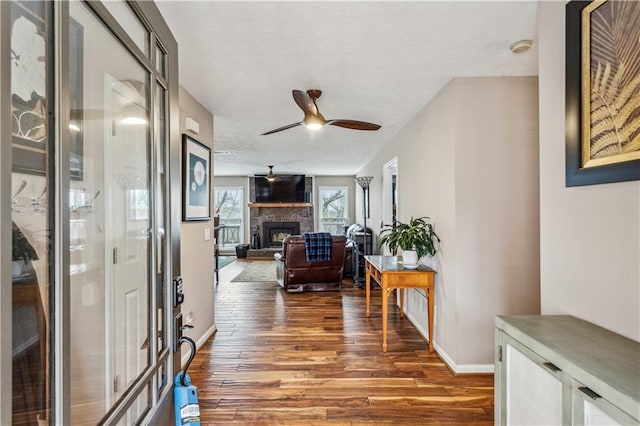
[{"x1": 402, "y1": 250, "x2": 418, "y2": 265}]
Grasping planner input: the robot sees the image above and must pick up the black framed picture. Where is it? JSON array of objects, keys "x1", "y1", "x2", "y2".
[
  {"x1": 182, "y1": 134, "x2": 211, "y2": 221},
  {"x1": 565, "y1": 0, "x2": 640, "y2": 187}
]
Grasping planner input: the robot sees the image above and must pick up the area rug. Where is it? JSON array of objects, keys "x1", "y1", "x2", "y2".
[
  {"x1": 230, "y1": 261, "x2": 277, "y2": 282},
  {"x1": 217, "y1": 256, "x2": 236, "y2": 270}
]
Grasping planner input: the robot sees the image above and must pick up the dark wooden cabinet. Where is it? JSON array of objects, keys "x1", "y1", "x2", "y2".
[{"x1": 352, "y1": 231, "x2": 373, "y2": 285}]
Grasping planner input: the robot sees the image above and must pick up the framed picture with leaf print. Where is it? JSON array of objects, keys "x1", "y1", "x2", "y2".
[{"x1": 565, "y1": 0, "x2": 640, "y2": 186}]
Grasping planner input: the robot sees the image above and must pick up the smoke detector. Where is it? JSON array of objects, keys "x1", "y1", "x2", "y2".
[{"x1": 510, "y1": 39, "x2": 533, "y2": 54}]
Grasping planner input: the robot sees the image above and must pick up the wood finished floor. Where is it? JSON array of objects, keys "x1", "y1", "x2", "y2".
[{"x1": 189, "y1": 259, "x2": 494, "y2": 425}]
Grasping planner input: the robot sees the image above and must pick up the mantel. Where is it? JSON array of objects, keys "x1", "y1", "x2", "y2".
[{"x1": 248, "y1": 202, "x2": 312, "y2": 208}]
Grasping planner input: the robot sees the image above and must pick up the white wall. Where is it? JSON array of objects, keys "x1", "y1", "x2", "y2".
[
  {"x1": 538, "y1": 2, "x2": 640, "y2": 342},
  {"x1": 179, "y1": 86, "x2": 216, "y2": 354},
  {"x1": 358, "y1": 77, "x2": 540, "y2": 370}
]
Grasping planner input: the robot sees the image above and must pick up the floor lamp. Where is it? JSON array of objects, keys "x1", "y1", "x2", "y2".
[{"x1": 355, "y1": 176, "x2": 373, "y2": 288}]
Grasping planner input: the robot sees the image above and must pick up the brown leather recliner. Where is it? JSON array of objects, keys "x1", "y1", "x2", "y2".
[{"x1": 274, "y1": 235, "x2": 347, "y2": 292}]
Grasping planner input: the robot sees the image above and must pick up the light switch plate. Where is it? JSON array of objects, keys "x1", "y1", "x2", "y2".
[{"x1": 204, "y1": 228, "x2": 211, "y2": 241}]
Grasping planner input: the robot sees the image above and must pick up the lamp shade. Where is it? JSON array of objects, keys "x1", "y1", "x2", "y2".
[{"x1": 355, "y1": 176, "x2": 373, "y2": 189}]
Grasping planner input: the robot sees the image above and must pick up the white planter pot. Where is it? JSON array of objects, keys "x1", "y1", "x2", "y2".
[{"x1": 402, "y1": 250, "x2": 418, "y2": 265}]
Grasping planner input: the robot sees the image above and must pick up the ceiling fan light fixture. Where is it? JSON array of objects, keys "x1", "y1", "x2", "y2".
[
  {"x1": 266, "y1": 165, "x2": 276, "y2": 181},
  {"x1": 119, "y1": 102, "x2": 148, "y2": 125},
  {"x1": 69, "y1": 122, "x2": 81, "y2": 133},
  {"x1": 305, "y1": 122, "x2": 323, "y2": 131},
  {"x1": 261, "y1": 89, "x2": 381, "y2": 135},
  {"x1": 120, "y1": 116, "x2": 147, "y2": 125},
  {"x1": 303, "y1": 114, "x2": 324, "y2": 130}
]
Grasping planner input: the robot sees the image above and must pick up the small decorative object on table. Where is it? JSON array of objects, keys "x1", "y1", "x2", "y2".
[{"x1": 377, "y1": 216, "x2": 440, "y2": 266}]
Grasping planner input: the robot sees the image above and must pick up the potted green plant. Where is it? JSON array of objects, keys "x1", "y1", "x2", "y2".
[{"x1": 377, "y1": 216, "x2": 440, "y2": 266}]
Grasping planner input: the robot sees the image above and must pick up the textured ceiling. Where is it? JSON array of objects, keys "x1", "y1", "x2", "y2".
[{"x1": 156, "y1": 1, "x2": 538, "y2": 176}]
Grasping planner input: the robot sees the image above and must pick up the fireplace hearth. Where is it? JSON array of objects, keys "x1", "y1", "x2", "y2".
[{"x1": 263, "y1": 222, "x2": 300, "y2": 247}]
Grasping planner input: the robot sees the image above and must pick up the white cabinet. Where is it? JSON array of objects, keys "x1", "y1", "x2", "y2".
[
  {"x1": 504, "y1": 338, "x2": 565, "y2": 424},
  {"x1": 495, "y1": 316, "x2": 640, "y2": 426},
  {"x1": 572, "y1": 379, "x2": 639, "y2": 425}
]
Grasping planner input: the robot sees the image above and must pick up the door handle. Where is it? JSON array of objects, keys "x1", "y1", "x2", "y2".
[
  {"x1": 543, "y1": 362, "x2": 562, "y2": 373},
  {"x1": 578, "y1": 386, "x2": 601, "y2": 400}
]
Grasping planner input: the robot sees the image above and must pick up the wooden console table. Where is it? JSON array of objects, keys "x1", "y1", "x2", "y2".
[{"x1": 365, "y1": 256, "x2": 436, "y2": 353}]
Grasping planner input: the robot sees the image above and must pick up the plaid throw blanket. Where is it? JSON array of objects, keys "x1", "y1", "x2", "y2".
[{"x1": 302, "y1": 232, "x2": 333, "y2": 262}]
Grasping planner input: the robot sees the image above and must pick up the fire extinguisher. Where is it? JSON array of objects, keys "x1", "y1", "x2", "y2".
[{"x1": 174, "y1": 337, "x2": 200, "y2": 425}]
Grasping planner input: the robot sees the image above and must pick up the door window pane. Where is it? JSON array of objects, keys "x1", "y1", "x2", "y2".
[
  {"x1": 101, "y1": 0, "x2": 149, "y2": 57},
  {"x1": 155, "y1": 43, "x2": 166, "y2": 78},
  {"x1": 10, "y1": 1, "x2": 52, "y2": 423},
  {"x1": 214, "y1": 187, "x2": 244, "y2": 248},
  {"x1": 69, "y1": 2, "x2": 151, "y2": 423},
  {"x1": 318, "y1": 186, "x2": 349, "y2": 235}
]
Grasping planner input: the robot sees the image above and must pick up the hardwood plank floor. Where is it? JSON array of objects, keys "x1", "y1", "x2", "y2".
[{"x1": 189, "y1": 259, "x2": 494, "y2": 424}]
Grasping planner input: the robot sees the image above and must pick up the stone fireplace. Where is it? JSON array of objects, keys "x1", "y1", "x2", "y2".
[
  {"x1": 248, "y1": 176, "x2": 314, "y2": 250},
  {"x1": 263, "y1": 222, "x2": 300, "y2": 247},
  {"x1": 248, "y1": 205, "x2": 313, "y2": 249}
]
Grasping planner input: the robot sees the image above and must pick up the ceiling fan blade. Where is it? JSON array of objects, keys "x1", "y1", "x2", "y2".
[
  {"x1": 261, "y1": 122, "x2": 302, "y2": 135},
  {"x1": 326, "y1": 119, "x2": 381, "y2": 131},
  {"x1": 292, "y1": 90, "x2": 318, "y2": 116}
]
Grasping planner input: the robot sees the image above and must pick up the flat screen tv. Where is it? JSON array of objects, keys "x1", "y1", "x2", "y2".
[{"x1": 254, "y1": 175, "x2": 306, "y2": 203}]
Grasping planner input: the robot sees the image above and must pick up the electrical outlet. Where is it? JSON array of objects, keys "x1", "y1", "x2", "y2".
[{"x1": 186, "y1": 312, "x2": 194, "y2": 325}]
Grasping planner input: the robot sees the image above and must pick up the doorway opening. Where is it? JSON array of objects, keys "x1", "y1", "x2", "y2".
[{"x1": 382, "y1": 158, "x2": 398, "y2": 255}]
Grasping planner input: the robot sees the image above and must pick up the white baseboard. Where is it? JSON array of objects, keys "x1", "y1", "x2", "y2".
[
  {"x1": 403, "y1": 308, "x2": 494, "y2": 374},
  {"x1": 181, "y1": 324, "x2": 217, "y2": 368},
  {"x1": 433, "y1": 341, "x2": 494, "y2": 373}
]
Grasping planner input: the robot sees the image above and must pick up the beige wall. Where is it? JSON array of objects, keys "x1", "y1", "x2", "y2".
[
  {"x1": 179, "y1": 86, "x2": 216, "y2": 355},
  {"x1": 538, "y1": 2, "x2": 640, "y2": 341},
  {"x1": 453, "y1": 78, "x2": 541, "y2": 365},
  {"x1": 358, "y1": 77, "x2": 540, "y2": 370}
]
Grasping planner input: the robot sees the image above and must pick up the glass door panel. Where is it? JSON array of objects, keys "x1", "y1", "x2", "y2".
[
  {"x1": 68, "y1": 2, "x2": 151, "y2": 423},
  {"x1": 10, "y1": 2, "x2": 52, "y2": 423},
  {"x1": 5, "y1": 0, "x2": 173, "y2": 423}
]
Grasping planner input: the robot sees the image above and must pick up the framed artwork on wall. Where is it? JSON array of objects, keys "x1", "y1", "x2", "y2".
[
  {"x1": 565, "y1": 0, "x2": 640, "y2": 187},
  {"x1": 182, "y1": 134, "x2": 211, "y2": 221}
]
